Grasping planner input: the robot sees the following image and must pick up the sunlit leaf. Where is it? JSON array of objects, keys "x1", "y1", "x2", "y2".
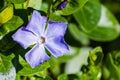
[
  {"x1": 0, "y1": 4, "x2": 13, "y2": 24},
  {"x1": 28, "y1": 0, "x2": 42, "y2": 10}
]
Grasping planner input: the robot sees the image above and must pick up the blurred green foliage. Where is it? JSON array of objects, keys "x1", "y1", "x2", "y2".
[{"x1": 0, "y1": 0, "x2": 120, "y2": 80}]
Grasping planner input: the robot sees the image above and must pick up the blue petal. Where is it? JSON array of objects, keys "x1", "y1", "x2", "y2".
[
  {"x1": 26, "y1": 10, "x2": 47, "y2": 36},
  {"x1": 58, "y1": 0, "x2": 67, "y2": 10},
  {"x1": 45, "y1": 36, "x2": 69, "y2": 57},
  {"x1": 45, "y1": 21, "x2": 67, "y2": 39},
  {"x1": 12, "y1": 27, "x2": 38, "y2": 49},
  {"x1": 25, "y1": 44, "x2": 50, "y2": 68}
]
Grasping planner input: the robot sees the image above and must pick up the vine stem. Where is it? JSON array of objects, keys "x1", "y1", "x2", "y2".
[{"x1": 47, "y1": 0, "x2": 53, "y2": 20}]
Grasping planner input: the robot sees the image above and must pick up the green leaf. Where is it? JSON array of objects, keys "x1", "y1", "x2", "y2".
[
  {"x1": 18, "y1": 56, "x2": 50, "y2": 77},
  {"x1": 87, "y1": 66, "x2": 102, "y2": 80},
  {"x1": 0, "y1": 53, "x2": 14, "y2": 73},
  {"x1": 0, "y1": 33, "x2": 16, "y2": 52},
  {"x1": 28, "y1": 0, "x2": 42, "y2": 10},
  {"x1": 58, "y1": 0, "x2": 88, "y2": 15},
  {"x1": 0, "y1": 4, "x2": 13, "y2": 24},
  {"x1": 58, "y1": 74, "x2": 68, "y2": 80},
  {"x1": 6, "y1": 0, "x2": 26, "y2": 4},
  {"x1": 73, "y1": 0, "x2": 101, "y2": 31},
  {"x1": 111, "y1": 51, "x2": 120, "y2": 67},
  {"x1": 86, "y1": 5, "x2": 120, "y2": 41},
  {"x1": 89, "y1": 47, "x2": 103, "y2": 65},
  {"x1": 105, "y1": 53, "x2": 120, "y2": 80},
  {"x1": 68, "y1": 23, "x2": 89, "y2": 45},
  {"x1": 0, "y1": 66, "x2": 16, "y2": 80},
  {"x1": 0, "y1": 15, "x2": 23, "y2": 38},
  {"x1": 58, "y1": 46, "x2": 80, "y2": 62},
  {"x1": 49, "y1": 12, "x2": 67, "y2": 22},
  {"x1": 0, "y1": 16, "x2": 23, "y2": 52},
  {"x1": 74, "y1": 0, "x2": 120, "y2": 41}
]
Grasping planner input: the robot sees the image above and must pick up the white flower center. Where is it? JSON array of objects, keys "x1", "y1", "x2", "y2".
[{"x1": 40, "y1": 36, "x2": 45, "y2": 43}]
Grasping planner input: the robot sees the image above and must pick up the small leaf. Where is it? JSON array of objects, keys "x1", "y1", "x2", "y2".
[
  {"x1": 6, "y1": 0, "x2": 26, "y2": 4},
  {"x1": 58, "y1": 74, "x2": 68, "y2": 80},
  {"x1": 49, "y1": 12, "x2": 67, "y2": 22},
  {"x1": 58, "y1": 0, "x2": 88, "y2": 15},
  {"x1": 0, "y1": 4, "x2": 13, "y2": 24},
  {"x1": 0, "y1": 53, "x2": 15, "y2": 73}
]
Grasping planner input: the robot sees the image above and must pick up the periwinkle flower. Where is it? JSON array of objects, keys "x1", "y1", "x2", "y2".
[
  {"x1": 12, "y1": 10, "x2": 69, "y2": 68},
  {"x1": 58, "y1": 0, "x2": 67, "y2": 10}
]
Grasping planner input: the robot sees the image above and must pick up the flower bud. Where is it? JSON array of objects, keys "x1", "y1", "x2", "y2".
[{"x1": 58, "y1": 0, "x2": 67, "y2": 10}]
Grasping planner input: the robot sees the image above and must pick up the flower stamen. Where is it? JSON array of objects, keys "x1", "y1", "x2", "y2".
[{"x1": 40, "y1": 36, "x2": 45, "y2": 43}]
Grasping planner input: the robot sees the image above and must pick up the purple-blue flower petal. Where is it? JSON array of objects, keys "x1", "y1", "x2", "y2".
[
  {"x1": 45, "y1": 21, "x2": 69, "y2": 57},
  {"x1": 45, "y1": 21, "x2": 67, "y2": 39},
  {"x1": 58, "y1": 0, "x2": 67, "y2": 10},
  {"x1": 25, "y1": 44, "x2": 50, "y2": 68},
  {"x1": 12, "y1": 27, "x2": 38, "y2": 49},
  {"x1": 45, "y1": 36, "x2": 69, "y2": 57},
  {"x1": 26, "y1": 10, "x2": 47, "y2": 36}
]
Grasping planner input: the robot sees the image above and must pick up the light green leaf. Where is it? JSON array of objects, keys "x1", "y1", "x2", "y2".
[
  {"x1": 6, "y1": 0, "x2": 26, "y2": 4},
  {"x1": 28, "y1": 0, "x2": 42, "y2": 10},
  {"x1": 49, "y1": 12, "x2": 67, "y2": 22},
  {"x1": 0, "y1": 53, "x2": 15, "y2": 73},
  {"x1": 18, "y1": 56, "x2": 50, "y2": 77},
  {"x1": 58, "y1": 74, "x2": 68, "y2": 80},
  {"x1": 0, "y1": 4, "x2": 13, "y2": 24},
  {"x1": 58, "y1": 0, "x2": 88, "y2": 15}
]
